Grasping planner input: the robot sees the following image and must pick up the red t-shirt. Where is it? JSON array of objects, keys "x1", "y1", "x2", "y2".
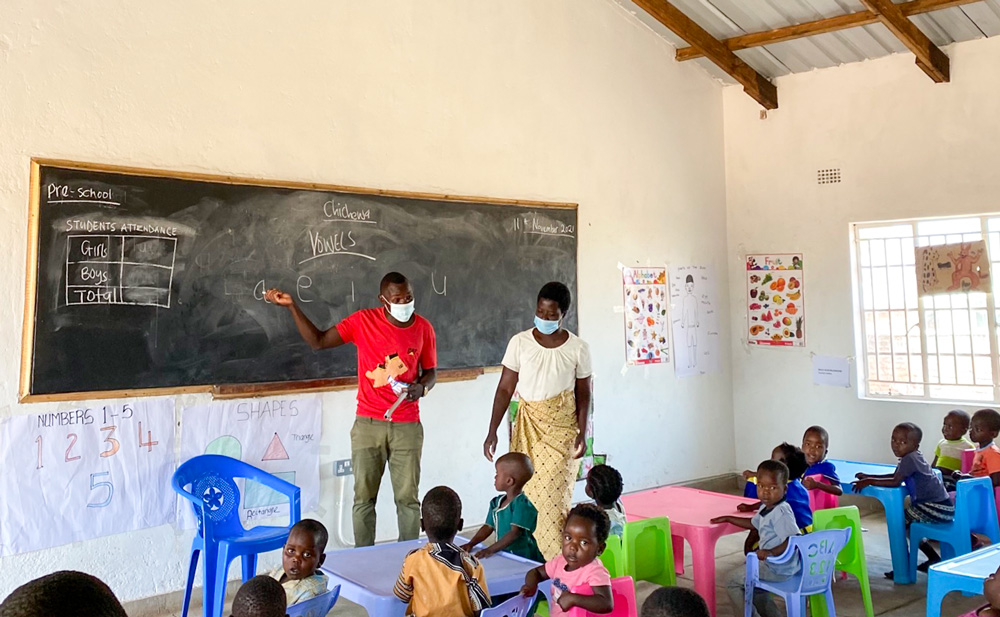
[{"x1": 336, "y1": 308, "x2": 437, "y2": 423}]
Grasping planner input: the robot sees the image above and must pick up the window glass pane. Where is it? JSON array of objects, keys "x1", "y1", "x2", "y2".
[
  {"x1": 917, "y1": 217, "x2": 980, "y2": 236},
  {"x1": 974, "y1": 356, "x2": 993, "y2": 386},
  {"x1": 858, "y1": 224, "x2": 912, "y2": 240},
  {"x1": 956, "y1": 355, "x2": 975, "y2": 385}
]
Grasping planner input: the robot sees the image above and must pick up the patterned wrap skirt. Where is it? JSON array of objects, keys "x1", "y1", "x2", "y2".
[
  {"x1": 510, "y1": 389, "x2": 578, "y2": 560},
  {"x1": 904, "y1": 498, "x2": 956, "y2": 524}
]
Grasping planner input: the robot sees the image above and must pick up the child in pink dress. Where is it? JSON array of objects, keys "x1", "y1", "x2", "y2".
[
  {"x1": 521, "y1": 503, "x2": 614, "y2": 616},
  {"x1": 960, "y1": 563, "x2": 1000, "y2": 616}
]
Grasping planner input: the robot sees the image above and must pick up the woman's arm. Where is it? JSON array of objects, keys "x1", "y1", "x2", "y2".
[
  {"x1": 265, "y1": 289, "x2": 345, "y2": 350},
  {"x1": 557, "y1": 586, "x2": 613, "y2": 614},
  {"x1": 484, "y1": 368, "x2": 519, "y2": 461},
  {"x1": 573, "y1": 376, "x2": 592, "y2": 458}
]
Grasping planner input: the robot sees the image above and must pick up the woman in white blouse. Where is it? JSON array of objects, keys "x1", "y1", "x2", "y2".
[{"x1": 482, "y1": 281, "x2": 593, "y2": 558}]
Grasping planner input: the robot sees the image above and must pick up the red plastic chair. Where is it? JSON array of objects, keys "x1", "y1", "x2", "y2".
[{"x1": 564, "y1": 576, "x2": 637, "y2": 617}]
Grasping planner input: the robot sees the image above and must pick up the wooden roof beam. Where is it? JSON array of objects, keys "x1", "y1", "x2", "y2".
[
  {"x1": 632, "y1": 0, "x2": 778, "y2": 109},
  {"x1": 675, "y1": 0, "x2": 978, "y2": 62},
  {"x1": 860, "y1": 0, "x2": 950, "y2": 82}
]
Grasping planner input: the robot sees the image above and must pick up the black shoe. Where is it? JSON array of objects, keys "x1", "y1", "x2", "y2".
[
  {"x1": 916, "y1": 561, "x2": 932, "y2": 573},
  {"x1": 883, "y1": 570, "x2": 894, "y2": 579}
]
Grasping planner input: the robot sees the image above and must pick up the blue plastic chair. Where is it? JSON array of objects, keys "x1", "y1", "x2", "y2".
[
  {"x1": 481, "y1": 592, "x2": 537, "y2": 617},
  {"x1": 744, "y1": 528, "x2": 851, "y2": 617},
  {"x1": 173, "y1": 454, "x2": 302, "y2": 617},
  {"x1": 908, "y1": 476, "x2": 1000, "y2": 581},
  {"x1": 286, "y1": 585, "x2": 341, "y2": 617}
]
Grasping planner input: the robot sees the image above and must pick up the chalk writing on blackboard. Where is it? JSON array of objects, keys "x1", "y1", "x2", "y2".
[{"x1": 65, "y1": 234, "x2": 177, "y2": 307}]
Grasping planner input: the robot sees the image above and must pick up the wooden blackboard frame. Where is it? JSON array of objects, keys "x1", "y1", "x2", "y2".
[{"x1": 20, "y1": 158, "x2": 577, "y2": 403}]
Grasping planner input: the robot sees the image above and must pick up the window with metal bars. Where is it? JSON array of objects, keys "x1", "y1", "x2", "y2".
[{"x1": 852, "y1": 215, "x2": 1000, "y2": 404}]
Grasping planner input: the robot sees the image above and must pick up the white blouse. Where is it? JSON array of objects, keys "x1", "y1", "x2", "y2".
[{"x1": 501, "y1": 329, "x2": 593, "y2": 402}]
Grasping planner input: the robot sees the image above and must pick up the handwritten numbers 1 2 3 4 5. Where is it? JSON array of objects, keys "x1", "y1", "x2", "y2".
[
  {"x1": 87, "y1": 472, "x2": 113, "y2": 508},
  {"x1": 138, "y1": 422, "x2": 158, "y2": 452}
]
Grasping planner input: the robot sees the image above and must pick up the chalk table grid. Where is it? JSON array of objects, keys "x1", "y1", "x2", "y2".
[
  {"x1": 320, "y1": 536, "x2": 551, "y2": 617},
  {"x1": 925, "y1": 544, "x2": 1000, "y2": 617},
  {"x1": 620, "y1": 486, "x2": 756, "y2": 617},
  {"x1": 829, "y1": 458, "x2": 944, "y2": 585}
]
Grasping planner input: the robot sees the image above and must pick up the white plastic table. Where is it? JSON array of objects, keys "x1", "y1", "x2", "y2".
[
  {"x1": 926, "y1": 544, "x2": 1000, "y2": 617},
  {"x1": 320, "y1": 537, "x2": 551, "y2": 617}
]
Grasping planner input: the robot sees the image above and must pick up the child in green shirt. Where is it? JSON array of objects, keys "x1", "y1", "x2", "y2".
[{"x1": 462, "y1": 452, "x2": 545, "y2": 562}]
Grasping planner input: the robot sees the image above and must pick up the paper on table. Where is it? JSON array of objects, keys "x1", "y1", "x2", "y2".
[{"x1": 812, "y1": 355, "x2": 851, "y2": 388}]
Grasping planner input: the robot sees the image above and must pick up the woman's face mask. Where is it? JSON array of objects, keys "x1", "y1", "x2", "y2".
[{"x1": 534, "y1": 315, "x2": 560, "y2": 335}]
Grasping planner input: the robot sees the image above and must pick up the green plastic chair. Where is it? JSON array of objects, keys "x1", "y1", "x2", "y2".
[
  {"x1": 808, "y1": 506, "x2": 874, "y2": 617},
  {"x1": 623, "y1": 517, "x2": 676, "y2": 586},
  {"x1": 600, "y1": 534, "x2": 627, "y2": 578},
  {"x1": 535, "y1": 600, "x2": 549, "y2": 616}
]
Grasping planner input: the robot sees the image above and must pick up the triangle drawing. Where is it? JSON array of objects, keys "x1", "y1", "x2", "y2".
[{"x1": 261, "y1": 433, "x2": 290, "y2": 461}]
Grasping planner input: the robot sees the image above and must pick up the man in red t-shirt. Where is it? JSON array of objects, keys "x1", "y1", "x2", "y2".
[{"x1": 265, "y1": 272, "x2": 437, "y2": 546}]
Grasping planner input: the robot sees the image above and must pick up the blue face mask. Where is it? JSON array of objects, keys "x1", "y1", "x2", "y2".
[
  {"x1": 534, "y1": 315, "x2": 560, "y2": 335},
  {"x1": 382, "y1": 297, "x2": 415, "y2": 322}
]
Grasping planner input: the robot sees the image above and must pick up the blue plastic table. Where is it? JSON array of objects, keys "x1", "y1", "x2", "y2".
[
  {"x1": 320, "y1": 536, "x2": 551, "y2": 617},
  {"x1": 926, "y1": 544, "x2": 1000, "y2": 617},
  {"x1": 830, "y1": 458, "x2": 941, "y2": 585}
]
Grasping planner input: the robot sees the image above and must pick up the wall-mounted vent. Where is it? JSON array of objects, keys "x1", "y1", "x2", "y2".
[{"x1": 817, "y1": 168, "x2": 841, "y2": 184}]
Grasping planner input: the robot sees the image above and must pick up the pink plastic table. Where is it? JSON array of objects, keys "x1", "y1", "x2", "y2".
[{"x1": 620, "y1": 486, "x2": 755, "y2": 617}]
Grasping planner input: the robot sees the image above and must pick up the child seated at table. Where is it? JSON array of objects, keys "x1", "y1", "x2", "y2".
[
  {"x1": 0, "y1": 571, "x2": 128, "y2": 617},
  {"x1": 232, "y1": 575, "x2": 287, "y2": 617},
  {"x1": 952, "y1": 408, "x2": 1000, "y2": 488},
  {"x1": 853, "y1": 422, "x2": 953, "y2": 576},
  {"x1": 714, "y1": 460, "x2": 801, "y2": 617},
  {"x1": 521, "y1": 503, "x2": 614, "y2": 616},
  {"x1": 960, "y1": 563, "x2": 1000, "y2": 616},
  {"x1": 586, "y1": 464, "x2": 627, "y2": 539},
  {"x1": 800, "y1": 426, "x2": 843, "y2": 497},
  {"x1": 395, "y1": 486, "x2": 491, "y2": 617},
  {"x1": 741, "y1": 443, "x2": 812, "y2": 531},
  {"x1": 461, "y1": 452, "x2": 545, "y2": 562},
  {"x1": 268, "y1": 518, "x2": 329, "y2": 606},
  {"x1": 641, "y1": 587, "x2": 710, "y2": 617},
  {"x1": 931, "y1": 410, "x2": 973, "y2": 485}
]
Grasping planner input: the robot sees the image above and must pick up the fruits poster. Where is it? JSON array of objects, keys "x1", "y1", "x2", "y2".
[
  {"x1": 622, "y1": 267, "x2": 670, "y2": 365},
  {"x1": 914, "y1": 240, "x2": 990, "y2": 296},
  {"x1": 746, "y1": 254, "x2": 804, "y2": 347}
]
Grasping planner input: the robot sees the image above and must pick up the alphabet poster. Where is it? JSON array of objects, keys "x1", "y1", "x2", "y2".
[
  {"x1": 0, "y1": 398, "x2": 176, "y2": 555},
  {"x1": 179, "y1": 397, "x2": 321, "y2": 527},
  {"x1": 915, "y1": 240, "x2": 991, "y2": 296},
  {"x1": 621, "y1": 267, "x2": 670, "y2": 365},
  {"x1": 746, "y1": 254, "x2": 804, "y2": 347},
  {"x1": 670, "y1": 265, "x2": 721, "y2": 377}
]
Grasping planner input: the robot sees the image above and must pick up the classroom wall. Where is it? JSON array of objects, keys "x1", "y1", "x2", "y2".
[
  {"x1": 0, "y1": 0, "x2": 733, "y2": 602},
  {"x1": 723, "y1": 35, "x2": 1000, "y2": 472}
]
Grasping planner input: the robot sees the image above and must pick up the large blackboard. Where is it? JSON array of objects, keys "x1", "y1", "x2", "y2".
[{"x1": 21, "y1": 160, "x2": 578, "y2": 401}]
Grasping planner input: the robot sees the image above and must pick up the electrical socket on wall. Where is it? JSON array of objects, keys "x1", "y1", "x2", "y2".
[{"x1": 335, "y1": 459, "x2": 353, "y2": 476}]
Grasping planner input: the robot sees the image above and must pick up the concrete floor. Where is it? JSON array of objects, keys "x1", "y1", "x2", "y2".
[{"x1": 148, "y1": 510, "x2": 985, "y2": 617}]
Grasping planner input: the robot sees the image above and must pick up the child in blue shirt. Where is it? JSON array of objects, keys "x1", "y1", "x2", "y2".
[
  {"x1": 715, "y1": 460, "x2": 801, "y2": 617},
  {"x1": 742, "y1": 443, "x2": 812, "y2": 531},
  {"x1": 800, "y1": 425, "x2": 843, "y2": 497},
  {"x1": 586, "y1": 464, "x2": 626, "y2": 539},
  {"x1": 463, "y1": 452, "x2": 545, "y2": 562}
]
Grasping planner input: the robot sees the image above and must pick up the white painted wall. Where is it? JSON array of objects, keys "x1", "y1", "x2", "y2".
[
  {"x1": 723, "y1": 36, "x2": 1000, "y2": 472},
  {"x1": 0, "y1": 0, "x2": 732, "y2": 602}
]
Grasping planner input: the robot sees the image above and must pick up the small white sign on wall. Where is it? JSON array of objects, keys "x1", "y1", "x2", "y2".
[{"x1": 812, "y1": 355, "x2": 851, "y2": 388}]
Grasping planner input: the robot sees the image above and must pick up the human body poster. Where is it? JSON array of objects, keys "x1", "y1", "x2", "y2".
[
  {"x1": 621, "y1": 267, "x2": 670, "y2": 365},
  {"x1": 0, "y1": 398, "x2": 176, "y2": 555},
  {"x1": 179, "y1": 397, "x2": 321, "y2": 526},
  {"x1": 670, "y1": 265, "x2": 721, "y2": 377},
  {"x1": 746, "y1": 254, "x2": 804, "y2": 347}
]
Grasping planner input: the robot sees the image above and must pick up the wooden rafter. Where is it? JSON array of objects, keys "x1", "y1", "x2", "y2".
[
  {"x1": 632, "y1": 0, "x2": 778, "y2": 109},
  {"x1": 860, "y1": 0, "x2": 950, "y2": 81},
  {"x1": 675, "y1": 0, "x2": 977, "y2": 63}
]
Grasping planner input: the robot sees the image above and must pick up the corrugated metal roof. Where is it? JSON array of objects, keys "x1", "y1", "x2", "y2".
[{"x1": 609, "y1": 0, "x2": 1000, "y2": 84}]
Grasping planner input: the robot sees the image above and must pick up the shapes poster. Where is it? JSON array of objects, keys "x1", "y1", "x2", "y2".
[
  {"x1": 621, "y1": 267, "x2": 670, "y2": 365},
  {"x1": 179, "y1": 397, "x2": 321, "y2": 526},
  {"x1": 670, "y1": 265, "x2": 721, "y2": 377},
  {"x1": 915, "y1": 240, "x2": 991, "y2": 297},
  {"x1": 0, "y1": 398, "x2": 176, "y2": 555},
  {"x1": 746, "y1": 254, "x2": 804, "y2": 347}
]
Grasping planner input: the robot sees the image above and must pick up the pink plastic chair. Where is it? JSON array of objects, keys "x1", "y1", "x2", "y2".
[
  {"x1": 961, "y1": 449, "x2": 975, "y2": 473},
  {"x1": 564, "y1": 576, "x2": 637, "y2": 617},
  {"x1": 805, "y1": 474, "x2": 839, "y2": 512}
]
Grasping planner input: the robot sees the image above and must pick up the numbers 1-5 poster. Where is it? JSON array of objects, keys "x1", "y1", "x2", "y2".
[{"x1": 0, "y1": 398, "x2": 176, "y2": 555}]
